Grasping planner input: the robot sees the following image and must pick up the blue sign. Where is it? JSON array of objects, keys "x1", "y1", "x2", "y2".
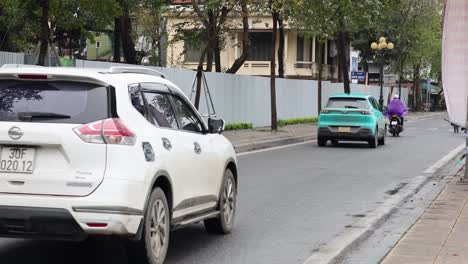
[{"x1": 351, "y1": 71, "x2": 365, "y2": 81}]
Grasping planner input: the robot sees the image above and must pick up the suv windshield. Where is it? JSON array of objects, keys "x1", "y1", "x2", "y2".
[
  {"x1": 0, "y1": 80, "x2": 109, "y2": 124},
  {"x1": 326, "y1": 98, "x2": 369, "y2": 109}
]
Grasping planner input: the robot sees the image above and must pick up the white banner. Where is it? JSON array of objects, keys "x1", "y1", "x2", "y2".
[{"x1": 442, "y1": 0, "x2": 468, "y2": 127}]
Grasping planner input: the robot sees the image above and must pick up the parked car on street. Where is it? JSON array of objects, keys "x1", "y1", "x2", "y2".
[
  {"x1": 317, "y1": 93, "x2": 387, "y2": 148},
  {"x1": 0, "y1": 66, "x2": 238, "y2": 264}
]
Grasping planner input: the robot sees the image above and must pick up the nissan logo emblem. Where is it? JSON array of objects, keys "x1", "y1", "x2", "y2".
[{"x1": 8, "y1": 127, "x2": 23, "y2": 140}]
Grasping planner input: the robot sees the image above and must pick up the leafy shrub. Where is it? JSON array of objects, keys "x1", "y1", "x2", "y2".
[
  {"x1": 225, "y1": 123, "x2": 253, "y2": 130},
  {"x1": 277, "y1": 117, "x2": 318, "y2": 126}
]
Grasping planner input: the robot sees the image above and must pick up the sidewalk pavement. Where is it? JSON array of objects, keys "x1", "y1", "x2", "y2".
[
  {"x1": 224, "y1": 111, "x2": 447, "y2": 153},
  {"x1": 381, "y1": 166, "x2": 468, "y2": 264}
]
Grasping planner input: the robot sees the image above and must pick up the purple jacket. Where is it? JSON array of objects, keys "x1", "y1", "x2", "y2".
[{"x1": 385, "y1": 99, "x2": 408, "y2": 117}]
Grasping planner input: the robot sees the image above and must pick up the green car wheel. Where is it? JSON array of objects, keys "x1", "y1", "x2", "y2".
[
  {"x1": 368, "y1": 127, "x2": 378, "y2": 148},
  {"x1": 318, "y1": 138, "x2": 327, "y2": 147}
]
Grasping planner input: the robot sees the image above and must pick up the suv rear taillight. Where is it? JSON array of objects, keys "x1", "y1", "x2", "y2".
[
  {"x1": 360, "y1": 110, "x2": 373, "y2": 115},
  {"x1": 74, "y1": 118, "x2": 136, "y2": 145}
]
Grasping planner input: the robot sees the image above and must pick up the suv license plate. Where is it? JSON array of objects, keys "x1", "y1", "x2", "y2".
[
  {"x1": 338, "y1": 127, "x2": 351, "y2": 133},
  {"x1": 0, "y1": 147, "x2": 36, "y2": 174}
]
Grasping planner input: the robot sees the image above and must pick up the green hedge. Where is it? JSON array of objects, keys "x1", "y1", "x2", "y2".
[
  {"x1": 224, "y1": 118, "x2": 317, "y2": 130},
  {"x1": 278, "y1": 117, "x2": 318, "y2": 126},
  {"x1": 225, "y1": 122, "x2": 253, "y2": 130}
]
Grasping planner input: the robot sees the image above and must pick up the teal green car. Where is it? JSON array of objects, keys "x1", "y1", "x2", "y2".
[{"x1": 317, "y1": 94, "x2": 387, "y2": 148}]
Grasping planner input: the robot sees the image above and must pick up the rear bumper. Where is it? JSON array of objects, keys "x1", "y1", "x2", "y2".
[
  {"x1": 0, "y1": 206, "x2": 86, "y2": 241},
  {"x1": 0, "y1": 178, "x2": 145, "y2": 240},
  {"x1": 318, "y1": 126, "x2": 374, "y2": 141}
]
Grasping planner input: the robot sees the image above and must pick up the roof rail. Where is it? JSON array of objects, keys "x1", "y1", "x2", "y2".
[
  {"x1": 108, "y1": 66, "x2": 166, "y2": 79},
  {"x1": 1, "y1": 64, "x2": 44, "y2": 68}
]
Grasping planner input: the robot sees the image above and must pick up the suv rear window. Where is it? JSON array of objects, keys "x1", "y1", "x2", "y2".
[
  {"x1": 326, "y1": 98, "x2": 369, "y2": 109},
  {"x1": 0, "y1": 80, "x2": 109, "y2": 124}
]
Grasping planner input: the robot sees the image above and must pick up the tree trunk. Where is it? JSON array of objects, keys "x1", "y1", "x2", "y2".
[
  {"x1": 38, "y1": 0, "x2": 50, "y2": 66},
  {"x1": 278, "y1": 17, "x2": 285, "y2": 78},
  {"x1": 363, "y1": 62, "x2": 369, "y2": 73},
  {"x1": 194, "y1": 67, "x2": 203, "y2": 110},
  {"x1": 214, "y1": 36, "x2": 222, "y2": 72},
  {"x1": 317, "y1": 40, "x2": 324, "y2": 113},
  {"x1": 337, "y1": 30, "x2": 350, "y2": 93},
  {"x1": 398, "y1": 72, "x2": 402, "y2": 98},
  {"x1": 195, "y1": 46, "x2": 208, "y2": 110},
  {"x1": 120, "y1": 4, "x2": 137, "y2": 64},
  {"x1": 205, "y1": 42, "x2": 213, "y2": 72},
  {"x1": 156, "y1": 39, "x2": 162, "y2": 67},
  {"x1": 270, "y1": 11, "x2": 278, "y2": 131},
  {"x1": 113, "y1": 18, "x2": 122, "y2": 63},
  {"x1": 337, "y1": 52, "x2": 343, "y2": 82},
  {"x1": 226, "y1": 0, "x2": 250, "y2": 74},
  {"x1": 205, "y1": 10, "x2": 215, "y2": 72},
  {"x1": 412, "y1": 63, "x2": 421, "y2": 111}
]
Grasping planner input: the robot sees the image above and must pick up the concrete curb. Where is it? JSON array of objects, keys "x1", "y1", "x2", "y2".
[
  {"x1": 302, "y1": 143, "x2": 465, "y2": 264},
  {"x1": 233, "y1": 135, "x2": 315, "y2": 153}
]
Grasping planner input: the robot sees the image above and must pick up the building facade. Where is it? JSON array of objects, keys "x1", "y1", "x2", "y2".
[{"x1": 165, "y1": 11, "x2": 341, "y2": 80}]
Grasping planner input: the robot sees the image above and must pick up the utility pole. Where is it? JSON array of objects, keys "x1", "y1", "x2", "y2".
[
  {"x1": 379, "y1": 62, "x2": 384, "y2": 111},
  {"x1": 465, "y1": 96, "x2": 468, "y2": 181},
  {"x1": 426, "y1": 78, "x2": 431, "y2": 111}
]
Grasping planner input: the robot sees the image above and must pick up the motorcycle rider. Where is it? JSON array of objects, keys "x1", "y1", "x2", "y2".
[{"x1": 385, "y1": 94, "x2": 408, "y2": 126}]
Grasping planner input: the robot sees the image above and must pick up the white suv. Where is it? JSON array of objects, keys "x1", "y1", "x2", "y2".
[{"x1": 0, "y1": 66, "x2": 238, "y2": 264}]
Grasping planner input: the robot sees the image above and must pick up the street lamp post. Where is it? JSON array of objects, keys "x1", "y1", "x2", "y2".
[{"x1": 371, "y1": 37, "x2": 394, "y2": 111}]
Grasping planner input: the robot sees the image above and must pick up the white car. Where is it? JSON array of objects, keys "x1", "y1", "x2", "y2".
[{"x1": 0, "y1": 66, "x2": 238, "y2": 264}]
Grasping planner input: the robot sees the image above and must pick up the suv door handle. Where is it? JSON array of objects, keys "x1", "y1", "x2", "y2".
[
  {"x1": 193, "y1": 142, "x2": 202, "y2": 154},
  {"x1": 162, "y1": 138, "x2": 172, "y2": 150}
]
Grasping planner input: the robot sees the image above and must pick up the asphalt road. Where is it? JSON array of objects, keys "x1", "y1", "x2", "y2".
[{"x1": 0, "y1": 116, "x2": 463, "y2": 264}]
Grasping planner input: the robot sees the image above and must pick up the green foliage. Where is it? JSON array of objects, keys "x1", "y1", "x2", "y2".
[
  {"x1": 278, "y1": 117, "x2": 318, "y2": 126},
  {"x1": 351, "y1": 0, "x2": 443, "y2": 81},
  {"x1": 289, "y1": 0, "x2": 443, "y2": 85},
  {"x1": 0, "y1": 0, "x2": 121, "y2": 53},
  {"x1": 140, "y1": 0, "x2": 169, "y2": 66},
  {"x1": 225, "y1": 123, "x2": 253, "y2": 130},
  {"x1": 0, "y1": 0, "x2": 37, "y2": 51},
  {"x1": 290, "y1": 0, "x2": 382, "y2": 41}
]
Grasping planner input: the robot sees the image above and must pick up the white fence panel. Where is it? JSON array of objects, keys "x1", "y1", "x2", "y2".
[
  {"x1": 0, "y1": 54, "x2": 409, "y2": 127},
  {"x1": 0, "y1": 51, "x2": 25, "y2": 66}
]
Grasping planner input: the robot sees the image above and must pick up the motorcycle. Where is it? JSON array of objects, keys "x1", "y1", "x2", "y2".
[{"x1": 388, "y1": 115, "x2": 403, "y2": 137}]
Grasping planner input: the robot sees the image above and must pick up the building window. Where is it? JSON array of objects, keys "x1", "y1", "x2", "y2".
[
  {"x1": 248, "y1": 32, "x2": 273, "y2": 61},
  {"x1": 327, "y1": 40, "x2": 336, "y2": 66},
  {"x1": 297, "y1": 35, "x2": 304, "y2": 61},
  {"x1": 296, "y1": 35, "x2": 313, "y2": 62},
  {"x1": 183, "y1": 40, "x2": 205, "y2": 63},
  {"x1": 368, "y1": 73, "x2": 380, "y2": 83},
  {"x1": 315, "y1": 41, "x2": 326, "y2": 64},
  {"x1": 351, "y1": 57, "x2": 358, "y2": 72}
]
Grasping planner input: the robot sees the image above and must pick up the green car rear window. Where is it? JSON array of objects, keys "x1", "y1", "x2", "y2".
[{"x1": 326, "y1": 98, "x2": 369, "y2": 109}]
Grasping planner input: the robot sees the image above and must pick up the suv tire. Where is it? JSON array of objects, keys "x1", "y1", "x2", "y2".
[
  {"x1": 128, "y1": 187, "x2": 170, "y2": 264},
  {"x1": 204, "y1": 169, "x2": 236, "y2": 234}
]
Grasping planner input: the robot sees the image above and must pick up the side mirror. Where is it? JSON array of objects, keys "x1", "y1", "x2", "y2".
[{"x1": 208, "y1": 118, "x2": 225, "y2": 134}]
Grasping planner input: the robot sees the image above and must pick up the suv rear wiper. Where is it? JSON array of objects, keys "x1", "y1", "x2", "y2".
[
  {"x1": 17, "y1": 111, "x2": 71, "y2": 121},
  {"x1": 344, "y1": 105, "x2": 359, "y2": 109}
]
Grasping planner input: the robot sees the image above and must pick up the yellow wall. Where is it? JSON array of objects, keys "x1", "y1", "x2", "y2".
[{"x1": 165, "y1": 14, "x2": 337, "y2": 79}]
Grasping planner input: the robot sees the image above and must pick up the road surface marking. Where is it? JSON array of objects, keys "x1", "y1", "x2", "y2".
[{"x1": 237, "y1": 140, "x2": 316, "y2": 157}]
